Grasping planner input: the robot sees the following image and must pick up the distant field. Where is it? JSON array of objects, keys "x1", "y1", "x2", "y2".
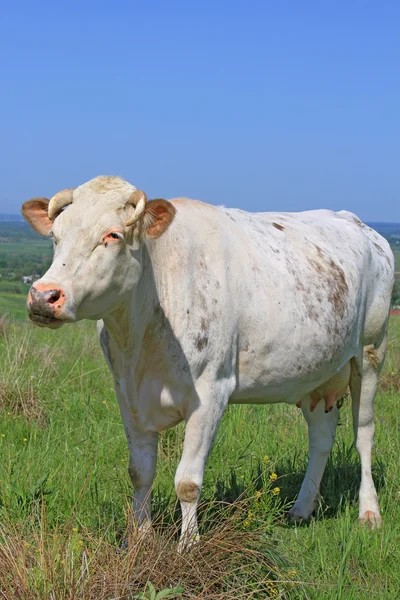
[
  {"x1": 0, "y1": 221, "x2": 52, "y2": 273},
  {"x1": 393, "y1": 247, "x2": 400, "y2": 273},
  {"x1": 0, "y1": 221, "x2": 52, "y2": 319},
  {"x1": 0, "y1": 238, "x2": 52, "y2": 273}
]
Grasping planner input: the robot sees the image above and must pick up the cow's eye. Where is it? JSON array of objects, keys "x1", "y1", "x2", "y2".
[{"x1": 104, "y1": 231, "x2": 123, "y2": 244}]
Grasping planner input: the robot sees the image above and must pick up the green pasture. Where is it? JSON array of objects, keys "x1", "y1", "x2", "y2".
[{"x1": 0, "y1": 315, "x2": 399, "y2": 598}]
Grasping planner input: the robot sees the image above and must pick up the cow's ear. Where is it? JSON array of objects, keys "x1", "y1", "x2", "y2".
[
  {"x1": 143, "y1": 199, "x2": 176, "y2": 239},
  {"x1": 21, "y1": 198, "x2": 53, "y2": 236}
]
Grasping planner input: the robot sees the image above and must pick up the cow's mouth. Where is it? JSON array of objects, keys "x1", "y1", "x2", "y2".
[{"x1": 28, "y1": 311, "x2": 65, "y2": 328}]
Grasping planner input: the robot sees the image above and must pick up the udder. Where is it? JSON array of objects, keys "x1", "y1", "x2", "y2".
[{"x1": 296, "y1": 362, "x2": 351, "y2": 413}]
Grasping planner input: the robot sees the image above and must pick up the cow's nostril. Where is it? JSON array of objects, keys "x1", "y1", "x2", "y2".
[
  {"x1": 46, "y1": 290, "x2": 61, "y2": 304},
  {"x1": 43, "y1": 289, "x2": 61, "y2": 304}
]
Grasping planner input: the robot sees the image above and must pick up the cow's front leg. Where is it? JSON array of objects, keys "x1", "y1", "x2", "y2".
[
  {"x1": 120, "y1": 413, "x2": 158, "y2": 532},
  {"x1": 289, "y1": 399, "x2": 339, "y2": 521},
  {"x1": 175, "y1": 390, "x2": 227, "y2": 551},
  {"x1": 128, "y1": 425, "x2": 158, "y2": 531}
]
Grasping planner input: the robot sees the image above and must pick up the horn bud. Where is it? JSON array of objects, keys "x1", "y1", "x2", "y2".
[
  {"x1": 48, "y1": 188, "x2": 75, "y2": 220},
  {"x1": 125, "y1": 190, "x2": 147, "y2": 227}
]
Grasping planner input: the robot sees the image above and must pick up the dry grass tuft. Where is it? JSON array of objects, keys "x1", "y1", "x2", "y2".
[
  {"x1": 0, "y1": 314, "x2": 9, "y2": 337},
  {"x1": 0, "y1": 373, "x2": 46, "y2": 424},
  {"x1": 0, "y1": 501, "x2": 288, "y2": 599},
  {"x1": 0, "y1": 325, "x2": 51, "y2": 424},
  {"x1": 379, "y1": 369, "x2": 400, "y2": 392}
]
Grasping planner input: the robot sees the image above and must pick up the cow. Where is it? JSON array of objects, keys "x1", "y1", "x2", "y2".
[{"x1": 21, "y1": 175, "x2": 394, "y2": 548}]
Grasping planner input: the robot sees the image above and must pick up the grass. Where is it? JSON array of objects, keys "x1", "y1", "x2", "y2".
[
  {"x1": 0, "y1": 293, "x2": 30, "y2": 320},
  {"x1": 0, "y1": 316, "x2": 399, "y2": 598}
]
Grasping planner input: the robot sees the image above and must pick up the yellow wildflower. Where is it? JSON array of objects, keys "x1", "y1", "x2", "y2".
[
  {"x1": 1, "y1": 434, "x2": 4, "y2": 438},
  {"x1": 263, "y1": 455, "x2": 269, "y2": 464},
  {"x1": 288, "y1": 569, "x2": 297, "y2": 579},
  {"x1": 243, "y1": 520, "x2": 250, "y2": 528},
  {"x1": 269, "y1": 472, "x2": 278, "y2": 482},
  {"x1": 255, "y1": 490, "x2": 262, "y2": 499},
  {"x1": 72, "y1": 527, "x2": 78, "y2": 533},
  {"x1": 24, "y1": 438, "x2": 28, "y2": 443},
  {"x1": 272, "y1": 487, "x2": 280, "y2": 496}
]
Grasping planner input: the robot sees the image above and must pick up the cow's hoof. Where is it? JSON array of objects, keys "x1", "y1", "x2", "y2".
[
  {"x1": 177, "y1": 532, "x2": 200, "y2": 554},
  {"x1": 117, "y1": 538, "x2": 129, "y2": 554},
  {"x1": 288, "y1": 504, "x2": 312, "y2": 522},
  {"x1": 359, "y1": 510, "x2": 382, "y2": 529},
  {"x1": 117, "y1": 521, "x2": 153, "y2": 553}
]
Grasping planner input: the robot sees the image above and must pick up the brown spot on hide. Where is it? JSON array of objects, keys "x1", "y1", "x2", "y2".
[
  {"x1": 307, "y1": 248, "x2": 349, "y2": 320},
  {"x1": 176, "y1": 481, "x2": 199, "y2": 503},
  {"x1": 273, "y1": 222, "x2": 285, "y2": 231},
  {"x1": 365, "y1": 345, "x2": 380, "y2": 369},
  {"x1": 327, "y1": 259, "x2": 348, "y2": 318},
  {"x1": 350, "y1": 214, "x2": 365, "y2": 228},
  {"x1": 307, "y1": 307, "x2": 320, "y2": 320},
  {"x1": 372, "y1": 241, "x2": 391, "y2": 266},
  {"x1": 360, "y1": 510, "x2": 382, "y2": 528},
  {"x1": 373, "y1": 242, "x2": 384, "y2": 255},
  {"x1": 195, "y1": 332, "x2": 209, "y2": 351},
  {"x1": 201, "y1": 317, "x2": 208, "y2": 332},
  {"x1": 307, "y1": 257, "x2": 325, "y2": 275}
]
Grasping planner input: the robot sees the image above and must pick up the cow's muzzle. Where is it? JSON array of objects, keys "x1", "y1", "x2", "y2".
[{"x1": 28, "y1": 283, "x2": 67, "y2": 327}]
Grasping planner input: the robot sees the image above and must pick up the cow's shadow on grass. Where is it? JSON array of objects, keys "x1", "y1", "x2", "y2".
[
  {"x1": 148, "y1": 440, "x2": 385, "y2": 541},
  {"x1": 276, "y1": 442, "x2": 385, "y2": 524},
  {"x1": 152, "y1": 441, "x2": 385, "y2": 534}
]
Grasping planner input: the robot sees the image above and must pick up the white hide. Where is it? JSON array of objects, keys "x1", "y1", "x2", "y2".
[{"x1": 23, "y1": 177, "x2": 394, "y2": 546}]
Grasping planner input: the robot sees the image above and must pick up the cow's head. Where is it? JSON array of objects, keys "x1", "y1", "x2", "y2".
[{"x1": 21, "y1": 176, "x2": 176, "y2": 328}]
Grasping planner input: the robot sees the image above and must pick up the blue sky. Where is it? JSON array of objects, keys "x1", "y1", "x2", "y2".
[{"x1": 0, "y1": 1, "x2": 399, "y2": 220}]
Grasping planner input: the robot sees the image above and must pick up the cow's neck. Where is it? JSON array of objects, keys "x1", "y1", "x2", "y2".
[{"x1": 102, "y1": 243, "x2": 160, "y2": 357}]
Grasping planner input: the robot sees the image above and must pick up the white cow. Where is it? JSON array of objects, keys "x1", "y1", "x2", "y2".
[{"x1": 21, "y1": 175, "x2": 394, "y2": 547}]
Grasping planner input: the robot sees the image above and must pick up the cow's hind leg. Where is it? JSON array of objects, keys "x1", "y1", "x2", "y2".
[
  {"x1": 289, "y1": 400, "x2": 339, "y2": 521},
  {"x1": 350, "y1": 336, "x2": 387, "y2": 528}
]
